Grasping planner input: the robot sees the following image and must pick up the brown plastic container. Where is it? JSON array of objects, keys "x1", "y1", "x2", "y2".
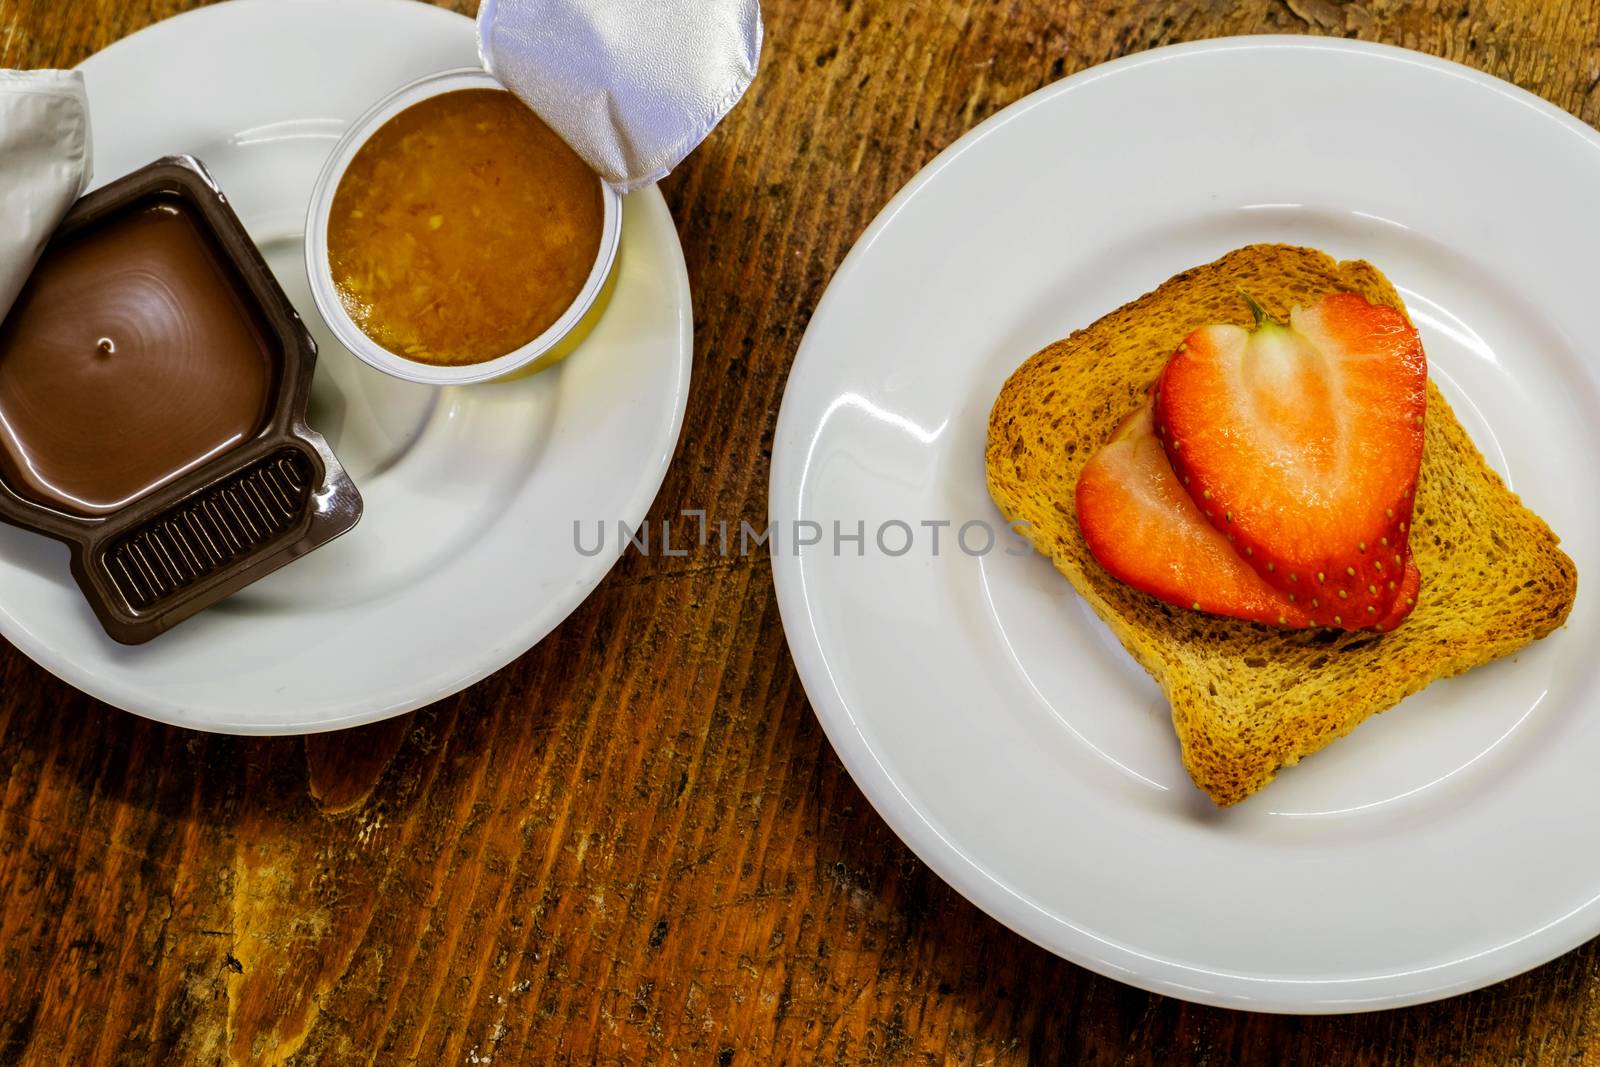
[{"x1": 0, "y1": 156, "x2": 362, "y2": 644}]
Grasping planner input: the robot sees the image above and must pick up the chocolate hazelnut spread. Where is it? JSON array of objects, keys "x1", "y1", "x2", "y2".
[{"x1": 0, "y1": 198, "x2": 275, "y2": 516}]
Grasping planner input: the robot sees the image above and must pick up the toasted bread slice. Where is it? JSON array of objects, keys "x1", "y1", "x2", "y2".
[{"x1": 985, "y1": 244, "x2": 1577, "y2": 806}]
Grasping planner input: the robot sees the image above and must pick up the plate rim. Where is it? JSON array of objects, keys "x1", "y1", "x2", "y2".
[
  {"x1": 0, "y1": 0, "x2": 694, "y2": 735},
  {"x1": 768, "y1": 34, "x2": 1600, "y2": 1012}
]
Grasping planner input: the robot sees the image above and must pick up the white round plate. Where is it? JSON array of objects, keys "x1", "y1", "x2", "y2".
[
  {"x1": 0, "y1": 0, "x2": 691, "y2": 732},
  {"x1": 770, "y1": 37, "x2": 1600, "y2": 1012}
]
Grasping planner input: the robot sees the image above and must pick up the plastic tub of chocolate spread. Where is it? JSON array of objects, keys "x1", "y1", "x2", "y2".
[{"x1": 0, "y1": 156, "x2": 362, "y2": 643}]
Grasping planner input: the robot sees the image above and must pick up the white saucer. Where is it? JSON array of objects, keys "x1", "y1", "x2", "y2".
[
  {"x1": 771, "y1": 37, "x2": 1600, "y2": 1011},
  {"x1": 0, "y1": 0, "x2": 692, "y2": 732}
]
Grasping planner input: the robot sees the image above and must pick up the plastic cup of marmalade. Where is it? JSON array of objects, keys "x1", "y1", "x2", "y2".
[{"x1": 304, "y1": 68, "x2": 622, "y2": 386}]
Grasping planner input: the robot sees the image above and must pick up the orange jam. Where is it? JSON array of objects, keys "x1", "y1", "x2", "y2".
[{"x1": 327, "y1": 88, "x2": 604, "y2": 366}]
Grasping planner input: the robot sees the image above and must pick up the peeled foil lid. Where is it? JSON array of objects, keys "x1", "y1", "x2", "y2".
[
  {"x1": 0, "y1": 70, "x2": 91, "y2": 324},
  {"x1": 478, "y1": 0, "x2": 762, "y2": 192}
]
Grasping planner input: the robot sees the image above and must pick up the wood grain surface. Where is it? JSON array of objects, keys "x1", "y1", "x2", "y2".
[{"x1": 2, "y1": 0, "x2": 1599, "y2": 1062}]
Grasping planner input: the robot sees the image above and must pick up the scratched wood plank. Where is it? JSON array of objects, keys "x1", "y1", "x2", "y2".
[{"x1": 2, "y1": 0, "x2": 1600, "y2": 1062}]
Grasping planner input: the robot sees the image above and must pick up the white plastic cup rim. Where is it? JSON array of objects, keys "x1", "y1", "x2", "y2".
[{"x1": 303, "y1": 67, "x2": 623, "y2": 386}]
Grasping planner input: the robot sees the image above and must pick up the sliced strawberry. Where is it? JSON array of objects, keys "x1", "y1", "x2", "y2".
[
  {"x1": 1153, "y1": 292, "x2": 1426, "y2": 629},
  {"x1": 1076, "y1": 397, "x2": 1313, "y2": 629},
  {"x1": 1372, "y1": 556, "x2": 1421, "y2": 632}
]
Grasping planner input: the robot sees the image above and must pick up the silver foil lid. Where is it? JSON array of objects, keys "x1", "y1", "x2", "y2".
[
  {"x1": 0, "y1": 70, "x2": 91, "y2": 324},
  {"x1": 477, "y1": 0, "x2": 762, "y2": 192}
]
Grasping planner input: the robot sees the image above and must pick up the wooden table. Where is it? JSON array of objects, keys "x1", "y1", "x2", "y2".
[{"x1": 2, "y1": 0, "x2": 1598, "y2": 1062}]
